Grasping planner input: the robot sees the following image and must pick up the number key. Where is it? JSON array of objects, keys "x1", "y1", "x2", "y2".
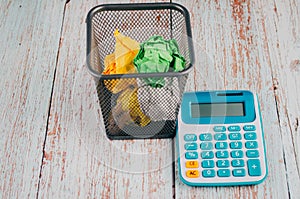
[
  {"x1": 202, "y1": 169, "x2": 216, "y2": 178},
  {"x1": 202, "y1": 160, "x2": 214, "y2": 168},
  {"x1": 200, "y1": 142, "x2": 213, "y2": 150},
  {"x1": 232, "y1": 159, "x2": 245, "y2": 167},
  {"x1": 216, "y1": 151, "x2": 229, "y2": 158},
  {"x1": 217, "y1": 160, "x2": 230, "y2": 168},
  {"x1": 201, "y1": 151, "x2": 214, "y2": 159},
  {"x1": 230, "y1": 141, "x2": 243, "y2": 149},
  {"x1": 215, "y1": 142, "x2": 228, "y2": 149},
  {"x1": 231, "y1": 150, "x2": 244, "y2": 158}
]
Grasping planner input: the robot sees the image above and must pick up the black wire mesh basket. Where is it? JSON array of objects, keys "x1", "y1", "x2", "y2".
[{"x1": 86, "y1": 3, "x2": 194, "y2": 139}]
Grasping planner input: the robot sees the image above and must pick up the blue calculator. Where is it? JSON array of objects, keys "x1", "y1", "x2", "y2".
[{"x1": 177, "y1": 90, "x2": 267, "y2": 186}]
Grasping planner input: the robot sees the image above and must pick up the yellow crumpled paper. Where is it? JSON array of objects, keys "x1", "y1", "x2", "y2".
[
  {"x1": 103, "y1": 29, "x2": 140, "y2": 93},
  {"x1": 103, "y1": 30, "x2": 150, "y2": 127}
]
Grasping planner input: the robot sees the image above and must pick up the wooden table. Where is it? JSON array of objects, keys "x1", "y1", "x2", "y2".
[{"x1": 1, "y1": 0, "x2": 299, "y2": 198}]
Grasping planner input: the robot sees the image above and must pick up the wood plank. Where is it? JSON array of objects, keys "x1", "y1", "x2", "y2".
[
  {"x1": 37, "y1": 0, "x2": 175, "y2": 198},
  {"x1": 0, "y1": 1, "x2": 66, "y2": 198},
  {"x1": 174, "y1": 0, "x2": 293, "y2": 198},
  {"x1": 262, "y1": 0, "x2": 300, "y2": 197}
]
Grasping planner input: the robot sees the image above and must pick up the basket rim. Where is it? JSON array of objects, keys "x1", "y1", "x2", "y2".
[{"x1": 86, "y1": 2, "x2": 195, "y2": 80}]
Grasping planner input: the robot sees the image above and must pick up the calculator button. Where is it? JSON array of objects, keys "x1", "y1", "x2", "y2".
[
  {"x1": 228, "y1": 126, "x2": 241, "y2": 131},
  {"x1": 186, "y1": 161, "x2": 199, "y2": 168},
  {"x1": 229, "y1": 133, "x2": 242, "y2": 140},
  {"x1": 231, "y1": 159, "x2": 245, "y2": 167},
  {"x1": 200, "y1": 133, "x2": 213, "y2": 141},
  {"x1": 233, "y1": 169, "x2": 246, "y2": 177},
  {"x1": 243, "y1": 125, "x2": 256, "y2": 131},
  {"x1": 216, "y1": 151, "x2": 229, "y2": 158},
  {"x1": 215, "y1": 142, "x2": 228, "y2": 149},
  {"x1": 202, "y1": 169, "x2": 216, "y2": 178},
  {"x1": 201, "y1": 160, "x2": 215, "y2": 168},
  {"x1": 213, "y1": 126, "x2": 226, "y2": 132},
  {"x1": 185, "y1": 152, "x2": 198, "y2": 159},
  {"x1": 218, "y1": 169, "x2": 231, "y2": 177},
  {"x1": 186, "y1": 170, "x2": 200, "y2": 178},
  {"x1": 200, "y1": 142, "x2": 213, "y2": 150},
  {"x1": 247, "y1": 159, "x2": 261, "y2": 176},
  {"x1": 184, "y1": 143, "x2": 198, "y2": 150},
  {"x1": 245, "y1": 141, "x2": 258, "y2": 149},
  {"x1": 201, "y1": 151, "x2": 214, "y2": 159},
  {"x1": 214, "y1": 133, "x2": 227, "y2": 141},
  {"x1": 217, "y1": 160, "x2": 230, "y2": 168},
  {"x1": 184, "y1": 134, "x2": 197, "y2": 141},
  {"x1": 246, "y1": 150, "x2": 260, "y2": 158},
  {"x1": 244, "y1": 132, "x2": 257, "y2": 140},
  {"x1": 230, "y1": 141, "x2": 243, "y2": 149},
  {"x1": 231, "y1": 150, "x2": 244, "y2": 158}
]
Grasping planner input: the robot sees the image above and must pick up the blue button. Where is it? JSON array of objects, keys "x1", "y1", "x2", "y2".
[
  {"x1": 200, "y1": 133, "x2": 213, "y2": 141},
  {"x1": 215, "y1": 142, "x2": 228, "y2": 149},
  {"x1": 202, "y1": 160, "x2": 215, "y2": 168},
  {"x1": 231, "y1": 150, "x2": 244, "y2": 158},
  {"x1": 213, "y1": 126, "x2": 226, "y2": 132},
  {"x1": 246, "y1": 150, "x2": 260, "y2": 158},
  {"x1": 214, "y1": 133, "x2": 227, "y2": 141},
  {"x1": 243, "y1": 125, "x2": 256, "y2": 131},
  {"x1": 184, "y1": 134, "x2": 197, "y2": 141},
  {"x1": 229, "y1": 133, "x2": 242, "y2": 140},
  {"x1": 218, "y1": 169, "x2": 231, "y2": 177},
  {"x1": 232, "y1": 159, "x2": 245, "y2": 167},
  {"x1": 247, "y1": 159, "x2": 261, "y2": 176},
  {"x1": 230, "y1": 141, "x2": 243, "y2": 149},
  {"x1": 245, "y1": 141, "x2": 258, "y2": 149},
  {"x1": 201, "y1": 151, "x2": 214, "y2": 159},
  {"x1": 233, "y1": 169, "x2": 246, "y2": 177},
  {"x1": 185, "y1": 152, "x2": 198, "y2": 159},
  {"x1": 217, "y1": 160, "x2": 230, "y2": 168},
  {"x1": 200, "y1": 142, "x2": 213, "y2": 150},
  {"x1": 228, "y1": 126, "x2": 241, "y2": 131},
  {"x1": 202, "y1": 169, "x2": 216, "y2": 178},
  {"x1": 184, "y1": 143, "x2": 197, "y2": 150},
  {"x1": 216, "y1": 151, "x2": 229, "y2": 158},
  {"x1": 244, "y1": 132, "x2": 257, "y2": 140}
]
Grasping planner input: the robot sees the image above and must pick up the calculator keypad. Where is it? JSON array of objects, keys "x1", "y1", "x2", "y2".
[{"x1": 184, "y1": 124, "x2": 262, "y2": 179}]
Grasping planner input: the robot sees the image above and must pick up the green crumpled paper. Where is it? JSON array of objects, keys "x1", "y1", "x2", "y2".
[{"x1": 134, "y1": 36, "x2": 186, "y2": 88}]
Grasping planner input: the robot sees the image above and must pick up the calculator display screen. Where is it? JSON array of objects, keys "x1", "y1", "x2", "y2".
[{"x1": 191, "y1": 103, "x2": 245, "y2": 117}]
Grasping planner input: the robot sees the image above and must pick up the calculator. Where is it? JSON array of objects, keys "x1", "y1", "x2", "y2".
[{"x1": 176, "y1": 90, "x2": 267, "y2": 186}]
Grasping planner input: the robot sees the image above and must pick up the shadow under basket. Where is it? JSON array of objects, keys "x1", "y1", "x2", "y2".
[{"x1": 86, "y1": 3, "x2": 194, "y2": 139}]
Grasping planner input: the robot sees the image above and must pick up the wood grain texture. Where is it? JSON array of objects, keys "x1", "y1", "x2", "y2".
[
  {"x1": 37, "y1": 0, "x2": 174, "y2": 198},
  {"x1": 174, "y1": 0, "x2": 299, "y2": 198},
  {"x1": 1, "y1": 0, "x2": 299, "y2": 198},
  {"x1": 0, "y1": 1, "x2": 65, "y2": 198}
]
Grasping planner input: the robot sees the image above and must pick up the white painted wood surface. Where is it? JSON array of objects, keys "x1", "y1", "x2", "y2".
[
  {"x1": 0, "y1": 1, "x2": 65, "y2": 198},
  {"x1": 0, "y1": 0, "x2": 299, "y2": 198}
]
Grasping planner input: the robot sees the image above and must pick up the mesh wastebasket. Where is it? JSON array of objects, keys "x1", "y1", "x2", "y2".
[{"x1": 86, "y1": 3, "x2": 194, "y2": 139}]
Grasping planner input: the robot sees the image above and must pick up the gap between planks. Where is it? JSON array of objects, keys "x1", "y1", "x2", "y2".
[{"x1": 36, "y1": 0, "x2": 70, "y2": 198}]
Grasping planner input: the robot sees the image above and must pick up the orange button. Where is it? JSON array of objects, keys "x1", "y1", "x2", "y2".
[
  {"x1": 186, "y1": 170, "x2": 200, "y2": 178},
  {"x1": 186, "y1": 161, "x2": 199, "y2": 168}
]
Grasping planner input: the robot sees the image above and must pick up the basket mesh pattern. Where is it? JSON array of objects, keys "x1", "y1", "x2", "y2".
[{"x1": 88, "y1": 4, "x2": 193, "y2": 139}]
